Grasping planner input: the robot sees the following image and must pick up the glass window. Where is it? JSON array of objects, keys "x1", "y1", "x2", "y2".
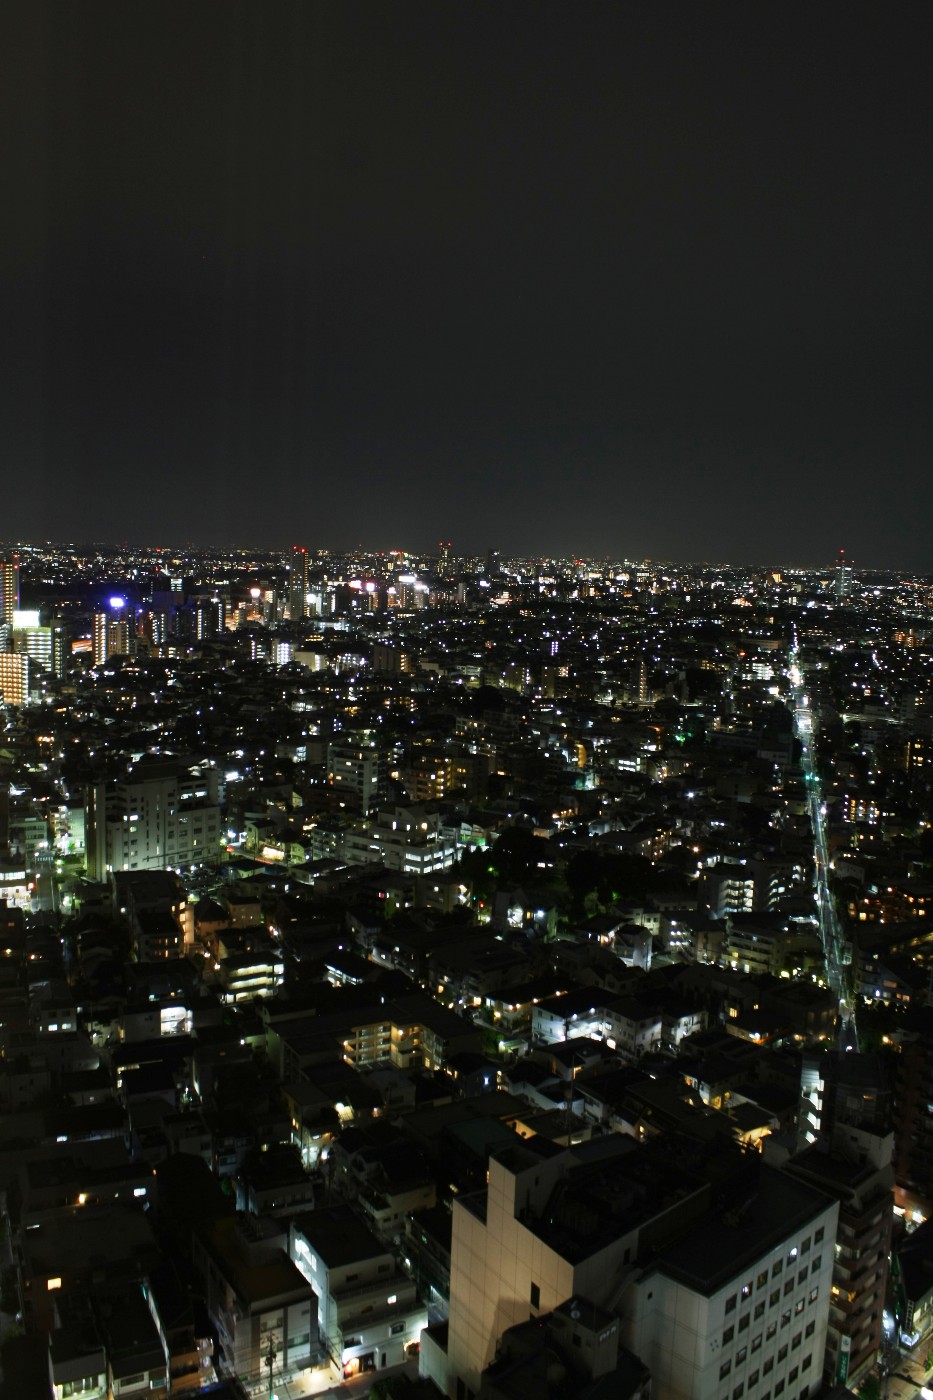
[
  {"x1": 775, "y1": 1382, "x2": 784, "y2": 1397},
  {"x1": 737, "y1": 1348, "x2": 747, "y2": 1365},
  {"x1": 814, "y1": 1229, "x2": 823, "y2": 1244},
  {"x1": 749, "y1": 1372, "x2": 759, "y2": 1389},
  {"x1": 808, "y1": 1288, "x2": 818, "y2": 1304},
  {"x1": 740, "y1": 1315, "x2": 750, "y2": 1333},
  {"x1": 772, "y1": 1261, "x2": 783, "y2": 1278},
  {"x1": 792, "y1": 1333, "x2": 802, "y2": 1350},
  {"x1": 798, "y1": 1270, "x2": 807, "y2": 1286},
  {"x1": 742, "y1": 1282, "x2": 753, "y2": 1300},
  {"x1": 755, "y1": 1302, "x2": 765, "y2": 1320},
  {"x1": 530, "y1": 1283, "x2": 540, "y2": 1309},
  {"x1": 726, "y1": 1295, "x2": 738, "y2": 1314},
  {"x1": 764, "y1": 1358, "x2": 774, "y2": 1375},
  {"x1": 733, "y1": 1385, "x2": 744, "y2": 1400},
  {"x1": 805, "y1": 1322, "x2": 815, "y2": 1339},
  {"x1": 801, "y1": 1237, "x2": 811, "y2": 1255},
  {"x1": 752, "y1": 1335, "x2": 763, "y2": 1353},
  {"x1": 812, "y1": 1257, "x2": 821, "y2": 1272},
  {"x1": 789, "y1": 1366, "x2": 798, "y2": 1384},
  {"x1": 770, "y1": 1290, "x2": 780, "y2": 1308},
  {"x1": 778, "y1": 1345, "x2": 788, "y2": 1364},
  {"x1": 784, "y1": 1280, "x2": 794, "y2": 1297},
  {"x1": 781, "y1": 1311, "x2": 791, "y2": 1329},
  {"x1": 787, "y1": 1247, "x2": 798, "y2": 1264},
  {"x1": 802, "y1": 1356, "x2": 812, "y2": 1371},
  {"x1": 757, "y1": 1271, "x2": 768, "y2": 1290},
  {"x1": 721, "y1": 1362, "x2": 733, "y2": 1380},
  {"x1": 766, "y1": 1323, "x2": 777, "y2": 1341},
  {"x1": 795, "y1": 1300, "x2": 804, "y2": 1316},
  {"x1": 724, "y1": 1327, "x2": 735, "y2": 1346}
]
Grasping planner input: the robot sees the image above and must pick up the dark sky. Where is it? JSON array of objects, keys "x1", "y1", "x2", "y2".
[{"x1": 4, "y1": 2, "x2": 932, "y2": 565}]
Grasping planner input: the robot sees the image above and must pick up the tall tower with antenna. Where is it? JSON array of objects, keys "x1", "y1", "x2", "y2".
[{"x1": 835, "y1": 547, "x2": 854, "y2": 603}]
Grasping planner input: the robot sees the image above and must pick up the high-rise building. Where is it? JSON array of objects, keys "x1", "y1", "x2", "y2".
[
  {"x1": 287, "y1": 545, "x2": 309, "y2": 622},
  {"x1": 0, "y1": 555, "x2": 20, "y2": 625},
  {"x1": 93, "y1": 599, "x2": 133, "y2": 665},
  {"x1": 835, "y1": 550, "x2": 854, "y2": 603},
  {"x1": 12, "y1": 610, "x2": 59, "y2": 677},
  {"x1": 0, "y1": 652, "x2": 29, "y2": 706}
]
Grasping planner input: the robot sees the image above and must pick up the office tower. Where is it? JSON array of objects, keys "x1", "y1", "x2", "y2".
[
  {"x1": 0, "y1": 555, "x2": 20, "y2": 625},
  {"x1": 92, "y1": 599, "x2": 133, "y2": 664},
  {"x1": 486, "y1": 548, "x2": 501, "y2": 577},
  {"x1": 287, "y1": 545, "x2": 309, "y2": 621},
  {"x1": 835, "y1": 550, "x2": 854, "y2": 603}
]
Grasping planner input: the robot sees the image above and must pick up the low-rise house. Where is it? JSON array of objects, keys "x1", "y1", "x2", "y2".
[
  {"x1": 291, "y1": 1205, "x2": 427, "y2": 1379},
  {"x1": 193, "y1": 1212, "x2": 316, "y2": 1382},
  {"x1": 48, "y1": 1291, "x2": 108, "y2": 1400},
  {"x1": 97, "y1": 1283, "x2": 167, "y2": 1400},
  {"x1": 146, "y1": 1257, "x2": 214, "y2": 1394}
]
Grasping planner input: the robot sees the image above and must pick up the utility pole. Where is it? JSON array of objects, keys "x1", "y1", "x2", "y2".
[{"x1": 261, "y1": 1327, "x2": 279, "y2": 1400}]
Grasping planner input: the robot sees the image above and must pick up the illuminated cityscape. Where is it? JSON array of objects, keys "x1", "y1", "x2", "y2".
[
  {"x1": 4, "y1": 3, "x2": 931, "y2": 1399},
  {"x1": 0, "y1": 543, "x2": 932, "y2": 1400}
]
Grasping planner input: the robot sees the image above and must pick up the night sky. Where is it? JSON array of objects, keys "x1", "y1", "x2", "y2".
[{"x1": 5, "y1": 3, "x2": 932, "y2": 566}]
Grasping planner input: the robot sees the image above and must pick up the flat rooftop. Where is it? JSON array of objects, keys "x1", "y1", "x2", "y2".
[{"x1": 651, "y1": 1163, "x2": 834, "y2": 1296}]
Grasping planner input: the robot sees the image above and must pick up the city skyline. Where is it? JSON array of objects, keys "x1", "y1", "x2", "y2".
[{"x1": 5, "y1": 4, "x2": 932, "y2": 564}]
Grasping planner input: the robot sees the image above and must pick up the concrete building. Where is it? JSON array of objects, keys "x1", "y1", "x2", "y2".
[
  {"x1": 93, "y1": 604, "x2": 133, "y2": 665},
  {"x1": 326, "y1": 743, "x2": 385, "y2": 814},
  {"x1": 0, "y1": 554, "x2": 20, "y2": 623},
  {"x1": 790, "y1": 1052, "x2": 895, "y2": 1385},
  {"x1": 291, "y1": 1205, "x2": 427, "y2": 1380},
  {"x1": 193, "y1": 1212, "x2": 316, "y2": 1384},
  {"x1": 85, "y1": 759, "x2": 221, "y2": 877},
  {"x1": 426, "y1": 1134, "x2": 838, "y2": 1400},
  {"x1": 0, "y1": 650, "x2": 30, "y2": 705},
  {"x1": 341, "y1": 805, "x2": 459, "y2": 875}
]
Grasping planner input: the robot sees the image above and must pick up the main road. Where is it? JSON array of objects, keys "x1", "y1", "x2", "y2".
[{"x1": 787, "y1": 635, "x2": 858, "y2": 1048}]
